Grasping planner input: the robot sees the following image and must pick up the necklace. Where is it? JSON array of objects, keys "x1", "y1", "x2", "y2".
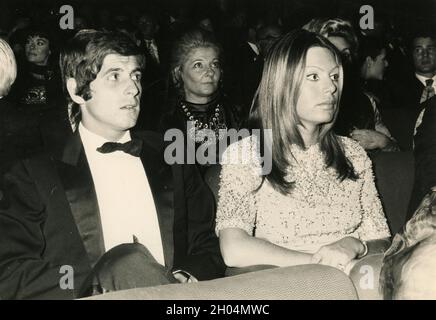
[{"x1": 180, "y1": 101, "x2": 228, "y2": 145}]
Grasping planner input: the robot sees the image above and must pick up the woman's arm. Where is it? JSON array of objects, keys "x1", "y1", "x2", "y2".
[
  {"x1": 357, "y1": 152, "x2": 392, "y2": 240},
  {"x1": 219, "y1": 228, "x2": 312, "y2": 268}
]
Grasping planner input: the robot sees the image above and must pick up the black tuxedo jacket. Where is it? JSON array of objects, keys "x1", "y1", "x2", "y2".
[
  {"x1": 388, "y1": 73, "x2": 424, "y2": 111},
  {"x1": 225, "y1": 42, "x2": 263, "y2": 117},
  {"x1": 139, "y1": 36, "x2": 170, "y2": 87},
  {"x1": 384, "y1": 74, "x2": 427, "y2": 150},
  {"x1": 0, "y1": 130, "x2": 225, "y2": 299},
  {"x1": 408, "y1": 96, "x2": 436, "y2": 219}
]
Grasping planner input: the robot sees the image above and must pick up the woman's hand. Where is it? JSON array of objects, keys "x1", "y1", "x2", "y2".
[{"x1": 311, "y1": 237, "x2": 365, "y2": 271}]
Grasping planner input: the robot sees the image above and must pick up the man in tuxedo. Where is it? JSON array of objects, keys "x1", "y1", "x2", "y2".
[
  {"x1": 407, "y1": 96, "x2": 436, "y2": 219},
  {"x1": 390, "y1": 30, "x2": 436, "y2": 110},
  {"x1": 386, "y1": 30, "x2": 436, "y2": 150},
  {"x1": 136, "y1": 12, "x2": 167, "y2": 85},
  {"x1": 0, "y1": 30, "x2": 225, "y2": 299},
  {"x1": 135, "y1": 12, "x2": 170, "y2": 132},
  {"x1": 226, "y1": 24, "x2": 283, "y2": 120}
]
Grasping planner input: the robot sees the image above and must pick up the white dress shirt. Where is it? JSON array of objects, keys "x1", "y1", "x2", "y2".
[
  {"x1": 414, "y1": 74, "x2": 436, "y2": 138},
  {"x1": 415, "y1": 73, "x2": 436, "y2": 92},
  {"x1": 79, "y1": 123, "x2": 165, "y2": 265},
  {"x1": 144, "y1": 38, "x2": 160, "y2": 64},
  {"x1": 247, "y1": 41, "x2": 260, "y2": 58}
]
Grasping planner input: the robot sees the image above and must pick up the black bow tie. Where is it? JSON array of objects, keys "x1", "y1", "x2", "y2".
[{"x1": 96, "y1": 139, "x2": 143, "y2": 157}]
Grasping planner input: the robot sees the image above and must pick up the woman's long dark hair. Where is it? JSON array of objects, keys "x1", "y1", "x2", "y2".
[{"x1": 250, "y1": 29, "x2": 358, "y2": 195}]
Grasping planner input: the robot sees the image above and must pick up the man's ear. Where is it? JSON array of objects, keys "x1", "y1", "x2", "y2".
[{"x1": 66, "y1": 78, "x2": 86, "y2": 105}]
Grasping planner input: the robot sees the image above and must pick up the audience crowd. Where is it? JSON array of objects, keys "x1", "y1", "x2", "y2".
[{"x1": 0, "y1": 0, "x2": 436, "y2": 300}]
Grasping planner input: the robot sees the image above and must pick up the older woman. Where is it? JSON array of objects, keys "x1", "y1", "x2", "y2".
[
  {"x1": 381, "y1": 190, "x2": 436, "y2": 299},
  {"x1": 303, "y1": 18, "x2": 359, "y2": 65},
  {"x1": 0, "y1": 37, "x2": 17, "y2": 120},
  {"x1": 0, "y1": 38, "x2": 17, "y2": 174},
  {"x1": 216, "y1": 30, "x2": 391, "y2": 273},
  {"x1": 161, "y1": 28, "x2": 241, "y2": 175},
  {"x1": 0, "y1": 38, "x2": 17, "y2": 100}
]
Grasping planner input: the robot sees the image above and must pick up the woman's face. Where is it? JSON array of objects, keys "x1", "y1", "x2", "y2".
[
  {"x1": 327, "y1": 36, "x2": 352, "y2": 65},
  {"x1": 25, "y1": 36, "x2": 50, "y2": 66},
  {"x1": 296, "y1": 46, "x2": 340, "y2": 130},
  {"x1": 198, "y1": 18, "x2": 214, "y2": 33},
  {"x1": 179, "y1": 47, "x2": 221, "y2": 104}
]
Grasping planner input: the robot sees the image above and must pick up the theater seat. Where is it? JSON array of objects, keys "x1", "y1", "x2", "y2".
[
  {"x1": 370, "y1": 151, "x2": 414, "y2": 234},
  {"x1": 85, "y1": 264, "x2": 359, "y2": 300}
]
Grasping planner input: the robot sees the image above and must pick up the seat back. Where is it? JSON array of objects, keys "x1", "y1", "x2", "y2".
[{"x1": 371, "y1": 151, "x2": 414, "y2": 234}]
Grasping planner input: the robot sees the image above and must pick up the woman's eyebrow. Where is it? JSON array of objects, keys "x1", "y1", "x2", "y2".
[
  {"x1": 130, "y1": 68, "x2": 142, "y2": 74},
  {"x1": 30, "y1": 37, "x2": 48, "y2": 42},
  {"x1": 305, "y1": 65, "x2": 339, "y2": 72}
]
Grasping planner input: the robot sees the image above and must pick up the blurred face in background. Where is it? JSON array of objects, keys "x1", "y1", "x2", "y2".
[
  {"x1": 413, "y1": 37, "x2": 436, "y2": 77},
  {"x1": 74, "y1": 16, "x2": 88, "y2": 30},
  {"x1": 328, "y1": 36, "x2": 352, "y2": 65},
  {"x1": 366, "y1": 48, "x2": 389, "y2": 80},
  {"x1": 198, "y1": 18, "x2": 214, "y2": 33},
  {"x1": 256, "y1": 26, "x2": 283, "y2": 56},
  {"x1": 138, "y1": 14, "x2": 159, "y2": 39},
  {"x1": 25, "y1": 35, "x2": 50, "y2": 66}
]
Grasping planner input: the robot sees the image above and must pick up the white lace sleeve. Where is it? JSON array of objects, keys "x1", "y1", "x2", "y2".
[
  {"x1": 215, "y1": 137, "x2": 262, "y2": 236},
  {"x1": 357, "y1": 152, "x2": 391, "y2": 240}
]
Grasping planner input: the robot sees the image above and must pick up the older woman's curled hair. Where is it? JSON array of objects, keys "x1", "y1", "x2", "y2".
[
  {"x1": 303, "y1": 18, "x2": 359, "y2": 64},
  {"x1": 0, "y1": 38, "x2": 17, "y2": 97},
  {"x1": 380, "y1": 191, "x2": 436, "y2": 299},
  {"x1": 170, "y1": 28, "x2": 223, "y2": 93}
]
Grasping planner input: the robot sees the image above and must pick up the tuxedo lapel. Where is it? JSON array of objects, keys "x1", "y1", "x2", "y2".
[
  {"x1": 55, "y1": 132, "x2": 106, "y2": 268},
  {"x1": 134, "y1": 132, "x2": 175, "y2": 269},
  {"x1": 54, "y1": 131, "x2": 175, "y2": 269}
]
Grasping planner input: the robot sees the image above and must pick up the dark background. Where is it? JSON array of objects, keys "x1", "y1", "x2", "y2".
[{"x1": 1, "y1": 0, "x2": 435, "y2": 36}]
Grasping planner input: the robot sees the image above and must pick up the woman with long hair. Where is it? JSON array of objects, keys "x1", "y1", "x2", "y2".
[{"x1": 216, "y1": 30, "x2": 391, "y2": 272}]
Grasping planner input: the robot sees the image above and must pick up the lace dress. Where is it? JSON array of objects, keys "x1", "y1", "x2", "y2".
[{"x1": 216, "y1": 135, "x2": 390, "y2": 253}]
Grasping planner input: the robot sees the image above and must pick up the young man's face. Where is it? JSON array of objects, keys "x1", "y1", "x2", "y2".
[
  {"x1": 413, "y1": 37, "x2": 436, "y2": 77},
  {"x1": 80, "y1": 54, "x2": 142, "y2": 140}
]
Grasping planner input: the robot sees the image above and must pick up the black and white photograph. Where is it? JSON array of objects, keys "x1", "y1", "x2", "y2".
[{"x1": 0, "y1": 0, "x2": 435, "y2": 304}]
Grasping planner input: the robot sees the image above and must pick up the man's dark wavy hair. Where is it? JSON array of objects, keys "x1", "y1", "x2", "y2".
[{"x1": 59, "y1": 30, "x2": 145, "y2": 126}]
